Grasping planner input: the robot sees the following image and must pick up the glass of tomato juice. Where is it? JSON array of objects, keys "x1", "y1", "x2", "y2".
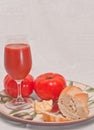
[{"x1": 4, "y1": 43, "x2": 32, "y2": 110}]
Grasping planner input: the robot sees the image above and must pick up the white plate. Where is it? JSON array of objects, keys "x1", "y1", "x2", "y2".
[{"x1": 0, "y1": 80, "x2": 94, "y2": 126}]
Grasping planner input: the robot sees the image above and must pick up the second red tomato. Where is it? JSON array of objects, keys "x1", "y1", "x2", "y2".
[{"x1": 4, "y1": 74, "x2": 34, "y2": 98}]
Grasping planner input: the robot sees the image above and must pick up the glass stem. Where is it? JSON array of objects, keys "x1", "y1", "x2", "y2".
[{"x1": 16, "y1": 80, "x2": 24, "y2": 102}]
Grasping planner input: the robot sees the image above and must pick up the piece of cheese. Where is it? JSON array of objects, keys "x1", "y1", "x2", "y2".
[{"x1": 34, "y1": 100, "x2": 53, "y2": 114}]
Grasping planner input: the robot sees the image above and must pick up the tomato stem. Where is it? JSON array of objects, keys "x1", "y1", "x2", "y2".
[{"x1": 46, "y1": 75, "x2": 52, "y2": 79}]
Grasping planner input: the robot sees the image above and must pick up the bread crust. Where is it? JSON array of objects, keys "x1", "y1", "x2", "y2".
[{"x1": 42, "y1": 112, "x2": 71, "y2": 122}]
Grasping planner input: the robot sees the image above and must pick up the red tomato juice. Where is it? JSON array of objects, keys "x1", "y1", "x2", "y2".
[{"x1": 4, "y1": 43, "x2": 32, "y2": 80}]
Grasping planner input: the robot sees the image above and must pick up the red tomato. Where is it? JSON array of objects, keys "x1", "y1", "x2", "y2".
[
  {"x1": 4, "y1": 74, "x2": 34, "y2": 98},
  {"x1": 34, "y1": 72, "x2": 66, "y2": 100}
]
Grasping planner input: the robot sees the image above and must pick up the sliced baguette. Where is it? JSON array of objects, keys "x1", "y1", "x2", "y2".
[{"x1": 58, "y1": 86, "x2": 89, "y2": 120}]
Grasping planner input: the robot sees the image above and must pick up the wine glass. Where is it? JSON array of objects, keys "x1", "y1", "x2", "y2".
[{"x1": 4, "y1": 43, "x2": 32, "y2": 110}]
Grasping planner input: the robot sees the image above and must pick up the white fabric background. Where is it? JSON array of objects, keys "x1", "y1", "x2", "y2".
[{"x1": 0, "y1": 0, "x2": 94, "y2": 129}]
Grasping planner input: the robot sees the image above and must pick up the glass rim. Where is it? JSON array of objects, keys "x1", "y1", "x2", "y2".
[{"x1": 5, "y1": 43, "x2": 31, "y2": 49}]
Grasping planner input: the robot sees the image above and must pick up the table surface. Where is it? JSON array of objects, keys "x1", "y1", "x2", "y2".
[{"x1": 0, "y1": 0, "x2": 94, "y2": 130}]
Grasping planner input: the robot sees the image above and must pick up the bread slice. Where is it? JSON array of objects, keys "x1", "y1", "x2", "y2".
[
  {"x1": 42, "y1": 112, "x2": 71, "y2": 122},
  {"x1": 58, "y1": 86, "x2": 89, "y2": 120}
]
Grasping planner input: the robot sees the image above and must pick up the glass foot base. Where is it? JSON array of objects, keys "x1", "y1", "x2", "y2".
[{"x1": 5, "y1": 98, "x2": 32, "y2": 110}]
